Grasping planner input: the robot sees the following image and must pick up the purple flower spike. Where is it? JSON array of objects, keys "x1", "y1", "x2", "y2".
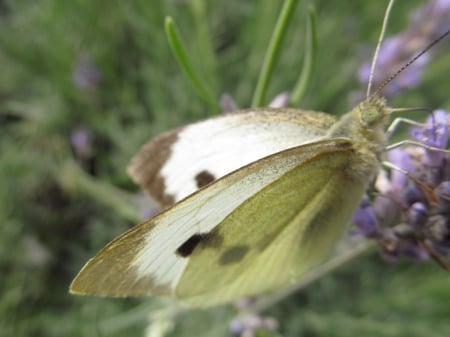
[
  {"x1": 352, "y1": 108, "x2": 450, "y2": 269},
  {"x1": 355, "y1": 0, "x2": 450, "y2": 99},
  {"x1": 429, "y1": 110, "x2": 450, "y2": 148},
  {"x1": 412, "y1": 110, "x2": 449, "y2": 149},
  {"x1": 411, "y1": 110, "x2": 449, "y2": 176},
  {"x1": 388, "y1": 147, "x2": 414, "y2": 191}
]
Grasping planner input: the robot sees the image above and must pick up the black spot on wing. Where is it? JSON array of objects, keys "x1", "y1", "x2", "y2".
[
  {"x1": 176, "y1": 232, "x2": 224, "y2": 257},
  {"x1": 219, "y1": 245, "x2": 249, "y2": 265},
  {"x1": 195, "y1": 170, "x2": 216, "y2": 188},
  {"x1": 176, "y1": 234, "x2": 203, "y2": 257}
]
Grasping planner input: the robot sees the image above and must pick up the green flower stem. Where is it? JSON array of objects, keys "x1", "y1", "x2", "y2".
[
  {"x1": 58, "y1": 161, "x2": 142, "y2": 223},
  {"x1": 289, "y1": 6, "x2": 317, "y2": 106},
  {"x1": 251, "y1": 0, "x2": 302, "y2": 107},
  {"x1": 165, "y1": 16, "x2": 220, "y2": 111}
]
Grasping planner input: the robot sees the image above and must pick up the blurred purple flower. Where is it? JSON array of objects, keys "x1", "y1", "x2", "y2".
[
  {"x1": 269, "y1": 92, "x2": 290, "y2": 108},
  {"x1": 351, "y1": 196, "x2": 378, "y2": 237},
  {"x1": 70, "y1": 126, "x2": 95, "y2": 161},
  {"x1": 352, "y1": 110, "x2": 450, "y2": 268},
  {"x1": 358, "y1": 37, "x2": 429, "y2": 97},
  {"x1": 73, "y1": 54, "x2": 102, "y2": 90},
  {"x1": 132, "y1": 192, "x2": 159, "y2": 220},
  {"x1": 229, "y1": 314, "x2": 278, "y2": 337},
  {"x1": 357, "y1": 0, "x2": 450, "y2": 98},
  {"x1": 220, "y1": 93, "x2": 239, "y2": 112},
  {"x1": 411, "y1": 109, "x2": 449, "y2": 169},
  {"x1": 388, "y1": 147, "x2": 415, "y2": 190}
]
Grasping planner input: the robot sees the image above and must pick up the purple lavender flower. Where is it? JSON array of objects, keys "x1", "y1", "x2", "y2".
[
  {"x1": 411, "y1": 110, "x2": 449, "y2": 170},
  {"x1": 358, "y1": 36, "x2": 429, "y2": 97},
  {"x1": 357, "y1": 0, "x2": 450, "y2": 98},
  {"x1": 351, "y1": 196, "x2": 378, "y2": 237},
  {"x1": 352, "y1": 110, "x2": 450, "y2": 268}
]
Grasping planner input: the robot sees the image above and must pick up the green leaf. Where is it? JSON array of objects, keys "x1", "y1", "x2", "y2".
[
  {"x1": 251, "y1": 0, "x2": 302, "y2": 107},
  {"x1": 165, "y1": 16, "x2": 220, "y2": 111}
]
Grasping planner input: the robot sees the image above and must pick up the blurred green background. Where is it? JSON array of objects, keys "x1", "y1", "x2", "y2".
[{"x1": 1, "y1": 0, "x2": 449, "y2": 336}]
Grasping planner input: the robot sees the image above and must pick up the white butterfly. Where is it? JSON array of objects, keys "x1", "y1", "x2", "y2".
[
  {"x1": 70, "y1": 0, "x2": 443, "y2": 307},
  {"x1": 70, "y1": 97, "x2": 389, "y2": 306}
]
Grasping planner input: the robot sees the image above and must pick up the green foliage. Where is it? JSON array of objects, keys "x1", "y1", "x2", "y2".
[{"x1": 0, "y1": 0, "x2": 449, "y2": 336}]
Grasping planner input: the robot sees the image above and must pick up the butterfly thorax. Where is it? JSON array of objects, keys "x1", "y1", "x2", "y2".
[{"x1": 326, "y1": 96, "x2": 389, "y2": 183}]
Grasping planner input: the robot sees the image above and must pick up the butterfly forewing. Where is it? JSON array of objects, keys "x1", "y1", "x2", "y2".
[{"x1": 70, "y1": 138, "x2": 354, "y2": 302}]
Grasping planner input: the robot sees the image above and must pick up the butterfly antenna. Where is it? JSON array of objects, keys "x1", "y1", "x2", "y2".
[
  {"x1": 372, "y1": 28, "x2": 450, "y2": 98},
  {"x1": 366, "y1": 0, "x2": 396, "y2": 99}
]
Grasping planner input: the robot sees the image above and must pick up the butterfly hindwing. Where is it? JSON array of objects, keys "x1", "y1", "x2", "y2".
[
  {"x1": 127, "y1": 108, "x2": 337, "y2": 205},
  {"x1": 70, "y1": 138, "x2": 356, "y2": 304}
]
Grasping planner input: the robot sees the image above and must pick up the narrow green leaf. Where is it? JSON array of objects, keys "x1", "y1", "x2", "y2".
[
  {"x1": 188, "y1": 0, "x2": 220, "y2": 97},
  {"x1": 165, "y1": 16, "x2": 220, "y2": 110},
  {"x1": 290, "y1": 5, "x2": 318, "y2": 106},
  {"x1": 58, "y1": 161, "x2": 142, "y2": 223},
  {"x1": 251, "y1": 0, "x2": 302, "y2": 107}
]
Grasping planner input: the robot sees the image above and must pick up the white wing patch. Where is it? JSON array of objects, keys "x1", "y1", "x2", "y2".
[{"x1": 161, "y1": 109, "x2": 336, "y2": 202}]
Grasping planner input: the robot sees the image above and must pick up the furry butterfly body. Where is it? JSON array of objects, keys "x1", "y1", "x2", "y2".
[{"x1": 70, "y1": 97, "x2": 389, "y2": 306}]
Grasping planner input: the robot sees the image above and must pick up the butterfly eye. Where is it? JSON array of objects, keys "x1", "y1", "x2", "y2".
[{"x1": 361, "y1": 103, "x2": 382, "y2": 126}]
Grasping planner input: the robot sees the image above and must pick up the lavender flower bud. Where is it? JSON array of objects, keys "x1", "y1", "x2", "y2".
[
  {"x1": 351, "y1": 196, "x2": 378, "y2": 237},
  {"x1": 407, "y1": 202, "x2": 428, "y2": 228},
  {"x1": 435, "y1": 181, "x2": 450, "y2": 207}
]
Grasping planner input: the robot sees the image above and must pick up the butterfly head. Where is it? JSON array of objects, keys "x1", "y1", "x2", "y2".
[
  {"x1": 359, "y1": 95, "x2": 390, "y2": 128},
  {"x1": 329, "y1": 94, "x2": 390, "y2": 146}
]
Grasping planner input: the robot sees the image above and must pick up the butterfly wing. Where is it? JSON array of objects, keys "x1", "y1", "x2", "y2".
[
  {"x1": 176, "y1": 142, "x2": 368, "y2": 306},
  {"x1": 70, "y1": 138, "x2": 364, "y2": 306},
  {"x1": 127, "y1": 108, "x2": 337, "y2": 205}
]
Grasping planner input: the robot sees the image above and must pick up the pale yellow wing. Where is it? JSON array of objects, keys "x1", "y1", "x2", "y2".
[
  {"x1": 70, "y1": 138, "x2": 354, "y2": 304},
  {"x1": 177, "y1": 145, "x2": 367, "y2": 306}
]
